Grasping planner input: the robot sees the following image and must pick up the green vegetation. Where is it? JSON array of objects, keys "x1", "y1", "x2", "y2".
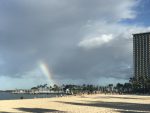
[
  {"x1": 129, "y1": 77, "x2": 150, "y2": 94},
  {"x1": 30, "y1": 77, "x2": 150, "y2": 95}
]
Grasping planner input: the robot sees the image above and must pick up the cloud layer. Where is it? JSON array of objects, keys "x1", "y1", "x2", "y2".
[
  {"x1": 78, "y1": 34, "x2": 114, "y2": 49},
  {"x1": 0, "y1": 0, "x2": 149, "y2": 89}
]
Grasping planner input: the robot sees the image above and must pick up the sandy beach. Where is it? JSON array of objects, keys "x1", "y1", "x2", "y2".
[{"x1": 0, "y1": 94, "x2": 150, "y2": 113}]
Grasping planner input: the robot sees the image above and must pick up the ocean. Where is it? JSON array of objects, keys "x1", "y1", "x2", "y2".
[{"x1": 0, "y1": 92, "x2": 59, "y2": 100}]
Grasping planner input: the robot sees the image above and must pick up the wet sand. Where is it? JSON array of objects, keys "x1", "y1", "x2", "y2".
[{"x1": 0, "y1": 94, "x2": 150, "y2": 113}]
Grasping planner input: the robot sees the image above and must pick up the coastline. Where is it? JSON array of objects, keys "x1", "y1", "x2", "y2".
[
  {"x1": 0, "y1": 94, "x2": 150, "y2": 113},
  {"x1": 0, "y1": 91, "x2": 65, "y2": 100}
]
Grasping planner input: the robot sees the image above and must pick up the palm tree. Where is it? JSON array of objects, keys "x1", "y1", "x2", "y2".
[
  {"x1": 108, "y1": 84, "x2": 113, "y2": 93},
  {"x1": 132, "y1": 79, "x2": 140, "y2": 93},
  {"x1": 43, "y1": 84, "x2": 48, "y2": 88},
  {"x1": 116, "y1": 83, "x2": 123, "y2": 94},
  {"x1": 137, "y1": 76, "x2": 146, "y2": 94},
  {"x1": 129, "y1": 77, "x2": 138, "y2": 93},
  {"x1": 123, "y1": 83, "x2": 132, "y2": 93},
  {"x1": 53, "y1": 84, "x2": 59, "y2": 93},
  {"x1": 146, "y1": 78, "x2": 150, "y2": 93},
  {"x1": 49, "y1": 86, "x2": 53, "y2": 92}
]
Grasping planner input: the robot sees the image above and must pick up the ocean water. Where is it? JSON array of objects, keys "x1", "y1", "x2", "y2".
[{"x1": 0, "y1": 92, "x2": 58, "y2": 100}]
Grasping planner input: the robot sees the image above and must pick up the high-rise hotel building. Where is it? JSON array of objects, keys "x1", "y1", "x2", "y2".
[{"x1": 133, "y1": 32, "x2": 150, "y2": 81}]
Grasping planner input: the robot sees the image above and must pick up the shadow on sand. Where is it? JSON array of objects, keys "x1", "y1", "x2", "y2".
[
  {"x1": 15, "y1": 108, "x2": 65, "y2": 113},
  {"x1": 118, "y1": 110, "x2": 146, "y2": 113},
  {"x1": 0, "y1": 111, "x2": 11, "y2": 113},
  {"x1": 90, "y1": 95, "x2": 147, "y2": 100},
  {"x1": 56, "y1": 101, "x2": 150, "y2": 113}
]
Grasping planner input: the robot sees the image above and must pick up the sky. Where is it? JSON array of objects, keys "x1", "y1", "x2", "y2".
[{"x1": 0, "y1": 0, "x2": 150, "y2": 90}]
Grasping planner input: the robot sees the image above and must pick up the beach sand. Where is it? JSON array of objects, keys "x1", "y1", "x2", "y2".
[{"x1": 0, "y1": 94, "x2": 150, "y2": 113}]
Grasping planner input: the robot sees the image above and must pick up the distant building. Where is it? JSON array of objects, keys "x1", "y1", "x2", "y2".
[{"x1": 133, "y1": 32, "x2": 150, "y2": 81}]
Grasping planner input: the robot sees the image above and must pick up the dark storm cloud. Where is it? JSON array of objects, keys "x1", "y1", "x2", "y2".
[{"x1": 0, "y1": 0, "x2": 148, "y2": 84}]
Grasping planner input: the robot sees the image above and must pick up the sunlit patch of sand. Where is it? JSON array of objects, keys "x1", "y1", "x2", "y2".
[{"x1": 0, "y1": 94, "x2": 150, "y2": 113}]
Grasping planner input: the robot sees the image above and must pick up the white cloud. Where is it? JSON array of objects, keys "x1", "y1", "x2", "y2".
[{"x1": 78, "y1": 34, "x2": 114, "y2": 49}]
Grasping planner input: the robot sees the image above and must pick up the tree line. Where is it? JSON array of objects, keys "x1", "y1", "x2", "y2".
[{"x1": 30, "y1": 77, "x2": 150, "y2": 95}]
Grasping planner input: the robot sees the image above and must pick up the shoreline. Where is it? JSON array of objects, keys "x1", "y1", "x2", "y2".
[
  {"x1": 0, "y1": 91, "x2": 66, "y2": 100},
  {"x1": 1, "y1": 92, "x2": 150, "y2": 101}
]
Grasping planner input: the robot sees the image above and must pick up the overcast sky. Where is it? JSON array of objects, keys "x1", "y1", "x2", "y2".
[{"x1": 0, "y1": 0, "x2": 150, "y2": 90}]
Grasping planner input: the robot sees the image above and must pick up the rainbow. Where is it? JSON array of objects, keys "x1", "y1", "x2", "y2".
[{"x1": 38, "y1": 61, "x2": 54, "y2": 85}]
